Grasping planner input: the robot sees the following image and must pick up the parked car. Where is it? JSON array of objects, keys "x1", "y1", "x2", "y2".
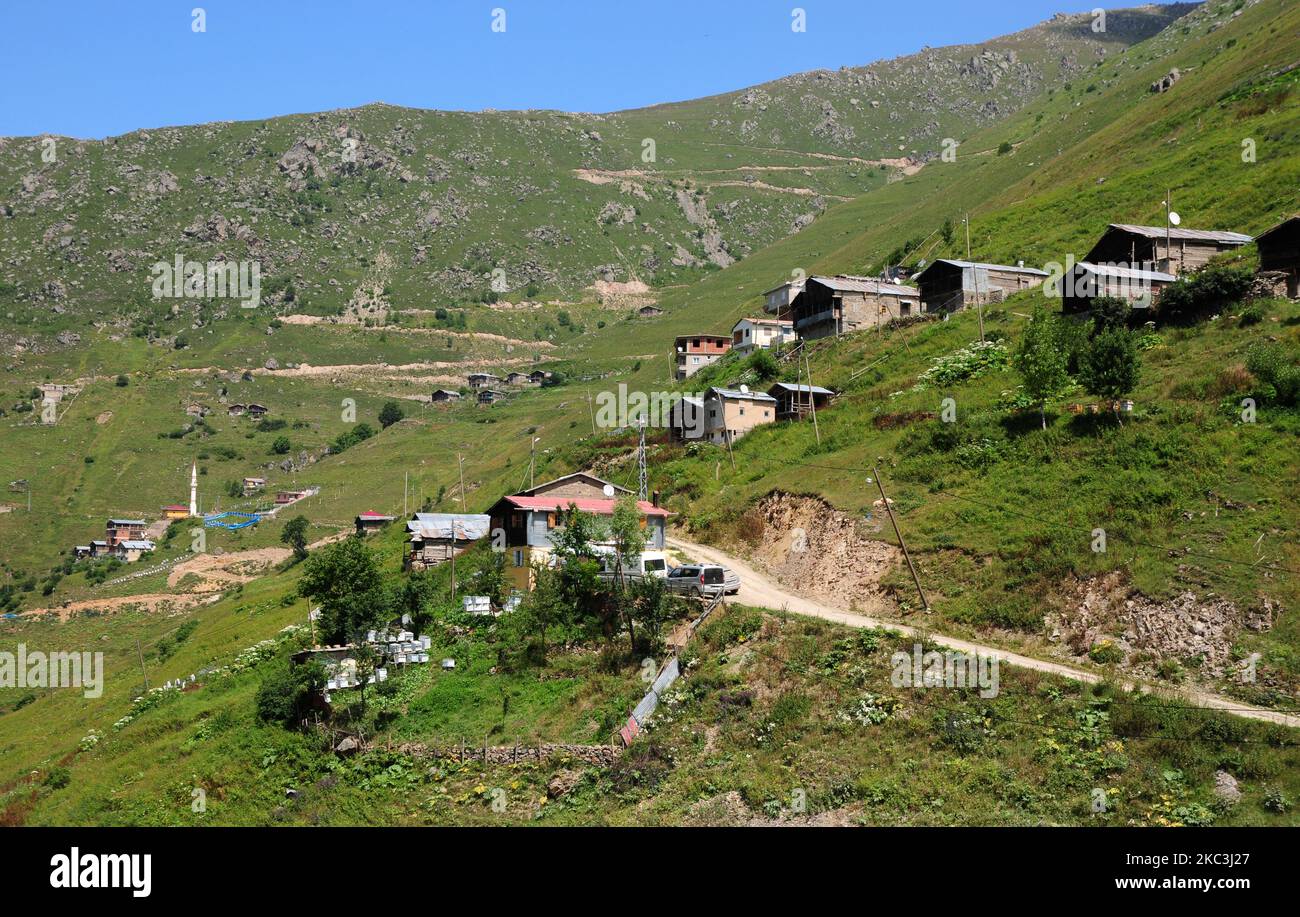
[
  {"x1": 665, "y1": 563, "x2": 728, "y2": 598},
  {"x1": 721, "y1": 566, "x2": 741, "y2": 595}
]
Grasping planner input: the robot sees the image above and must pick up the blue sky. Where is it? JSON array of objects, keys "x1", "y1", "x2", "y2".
[{"x1": 2, "y1": 1, "x2": 1109, "y2": 138}]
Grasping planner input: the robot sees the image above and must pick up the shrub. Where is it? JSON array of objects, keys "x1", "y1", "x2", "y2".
[
  {"x1": 1245, "y1": 343, "x2": 1300, "y2": 406},
  {"x1": 1156, "y1": 264, "x2": 1254, "y2": 324}
]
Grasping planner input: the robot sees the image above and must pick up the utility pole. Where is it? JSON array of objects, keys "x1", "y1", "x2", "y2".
[
  {"x1": 529, "y1": 437, "x2": 538, "y2": 490},
  {"x1": 457, "y1": 452, "x2": 466, "y2": 511},
  {"x1": 871, "y1": 466, "x2": 929, "y2": 613},
  {"x1": 135, "y1": 637, "x2": 150, "y2": 691},
  {"x1": 803, "y1": 349, "x2": 821, "y2": 446},
  {"x1": 964, "y1": 212, "x2": 985, "y2": 343},
  {"x1": 586, "y1": 390, "x2": 596, "y2": 435},
  {"x1": 308, "y1": 601, "x2": 317, "y2": 647},
  {"x1": 449, "y1": 518, "x2": 458, "y2": 601},
  {"x1": 403, "y1": 470, "x2": 409, "y2": 517},
  {"x1": 637, "y1": 418, "x2": 647, "y2": 501}
]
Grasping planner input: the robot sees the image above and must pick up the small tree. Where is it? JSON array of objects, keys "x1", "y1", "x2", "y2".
[
  {"x1": 1079, "y1": 327, "x2": 1140, "y2": 425},
  {"x1": 608, "y1": 496, "x2": 648, "y2": 653},
  {"x1": 280, "y1": 515, "x2": 309, "y2": 560},
  {"x1": 298, "y1": 538, "x2": 384, "y2": 643},
  {"x1": 270, "y1": 435, "x2": 291, "y2": 455},
  {"x1": 378, "y1": 400, "x2": 404, "y2": 429},
  {"x1": 352, "y1": 643, "x2": 378, "y2": 717},
  {"x1": 1013, "y1": 305, "x2": 1070, "y2": 430}
]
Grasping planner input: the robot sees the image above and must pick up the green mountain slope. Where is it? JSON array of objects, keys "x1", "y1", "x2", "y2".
[{"x1": 2, "y1": 0, "x2": 1299, "y2": 827}]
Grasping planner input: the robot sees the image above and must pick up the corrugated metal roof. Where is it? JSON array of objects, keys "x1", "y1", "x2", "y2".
[
  {"x1": 1076, "y1": 262, "x2": 1177, "y2": 282},
  {"x1": 1107, "y1": 224, "x2": 1252, "y2": 244},
  {"x1": 118, "y1": 540, "x2": 154, "y2": 550},
  {"x1": 708, "y1": 387, "x2": 778, "y2": 403},
  {"x1": 108, "y1": 518, "x2": 146, "y2": 526},
  {"x1": 921, "y1": 259, "x2": 1050, "y2": 277},
  {"x1": 810, "y1": 275, "x2": 920, "y2": 296},
  {"x1": 768, "y1": 382, "x2": 835, "y2": 396},
  {"x1": 407, "y1": 513, "x2": 492, "y2": 541}
]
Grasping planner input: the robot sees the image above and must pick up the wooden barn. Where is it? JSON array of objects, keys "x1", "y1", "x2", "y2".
[
  {"x1": 791, "y1": 276, "x2": 920, "y2": 340},
  {"x1": 913, "y1": 260, "x2": 1048, "y2": 314},
  {"x1": 1060, "y1": 262, "x2": 1177, "y2": 315},
  {"x1": 1255, "y1": 216, "x2": 1300, "y2": 298},
  {"x1": 430, "y1": 389, "x2": 461, "y2": 403},
  {"x1": 1083, "y1": 224, "x2": 1252, "y2": 276},
  {"x1": 405, "y1": 513, "x2": 491, "y2": 570},
  {"x1": 767, "y1": 382, "x2": 835, "y2": 421}
]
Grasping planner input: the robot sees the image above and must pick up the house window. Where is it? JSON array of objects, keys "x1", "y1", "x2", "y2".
[
  {"x1": 764, "y1": 410, "x2": 770, "y2": 418},
  {"x1": 513, "y1": 549, "x2": 524, "y2": 567},
  {"x1": 739, "y1": 406, "x2": 745, "y2": 416},
  {"x1": 692, "y1": 356, "x2": 700, "y2": 364}
]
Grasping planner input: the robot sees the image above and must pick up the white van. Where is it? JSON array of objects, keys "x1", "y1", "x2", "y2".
[{"x1": 597, "y1": 550, "x2": 669, "y2": 582}]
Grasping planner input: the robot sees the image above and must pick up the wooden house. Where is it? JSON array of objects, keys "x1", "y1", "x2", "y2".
[
  {"x1": 431, "y1": 389, "x2": 461, "y2": 403},
  {"x1": 505, "y1": 371, "x2": 537, "y2": 387},
  {"x1": 1255, "y1": 216, "x2": 1300, "y2": 298},
  {"x1": 1083, "y1": 224, "x2": 1252, "y2": 276},
  {"x1": 702, "y1": 387, "x2": 777, "y2": 445},
  {"x1": 405, "y1": 512, "x2": 491, "y2": 570},
  {"x1": 467, "y1": 372, "x2": 501, "y2": 390},
  {"x1": 674, "y1": 334, "x2": 731, "y2": 380},
  {"x1": 767, "y1": 382, "x2": 835, "y2": 421},
  {"x1": 791, "y1": 276, "x2": 921, "y2": 339},
  {"x1": 913, "y1": 260, "x2": 1047, "y2": 314},
  {"x1": 1060, "y1": 262, "x2": 1177, "y2": 315},
  {"x1": 354, "y1": 511, "x2": 395, "y2": 535},
  {"x1": 242, "y1": 476, "x2": 266, "y2": 495},
  {"x1": 528, "y1": 370, "x2": 553, "y2": 385},
  {"x1": 486, "y1": 473, "x2": 670, "y2": 592},
  {"x1": 477, "y1": 389, "x2": 508, "y2": 405},
  {"x1": 275, "y1": 490, "x2": 308, "y2": 505},
  {"x1": 227, "y1": 403, "x2": 247, "y2": 417},
  {"x1": 246, "y1": 403, "x2": 268, "y2": 419},
  {"x1": 638, "y1": 305, "x2": 664, "y2": 317}
]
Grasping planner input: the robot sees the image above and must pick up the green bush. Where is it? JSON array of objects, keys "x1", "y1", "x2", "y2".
[{"x1": 1156, "y1": 264, "x2": 1254, "y2": 324}]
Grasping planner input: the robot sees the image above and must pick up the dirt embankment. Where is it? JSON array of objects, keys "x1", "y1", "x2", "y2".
[
  {"x1": 1047, "y1": 571, "x2": 1275, "y2": 678},
  {"x1": 725, "y1": 492, "x2": 901, "y2": 612}
]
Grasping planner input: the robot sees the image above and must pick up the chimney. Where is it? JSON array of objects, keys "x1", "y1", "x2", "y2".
[
  {"x1": 1017, "y1": 260, "x2": 1025, "y2": 268},
  {"x1": 652, "y1": 490, "x2": 661, "y2": 507}
]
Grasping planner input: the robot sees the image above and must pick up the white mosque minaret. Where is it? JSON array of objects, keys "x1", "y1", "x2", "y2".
[{"x1": 189, "y1": 460, "x2": 199, "y2": 517}]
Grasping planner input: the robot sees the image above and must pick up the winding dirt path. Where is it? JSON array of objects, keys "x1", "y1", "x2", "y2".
[{"x1": 668, "y1": 534, "x2": 1300, "y2": 729}]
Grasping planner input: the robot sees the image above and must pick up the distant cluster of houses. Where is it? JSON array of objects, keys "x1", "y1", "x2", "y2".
[
  {"x1": 734, "y1": 218, "x2": 1299, "y2": 348},
  {"x1": 662, "y1": 217, "x2": 1300, "y2": 447},
  {"x1": 430, "y1": 368, "x2": 555, "y2": 406}
]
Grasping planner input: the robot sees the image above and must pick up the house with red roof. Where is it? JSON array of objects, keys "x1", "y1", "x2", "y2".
[
  {"x1": 354, "y1": 510, "x2": 396, "y2": 536},
  {"x1": 486, "y1": 472, "x2": 671, "y2": 591}
]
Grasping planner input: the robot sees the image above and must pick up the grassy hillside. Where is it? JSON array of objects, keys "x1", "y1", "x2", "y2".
[{"x1": 2, "y1": 0, "x2": 1299, "y2": 827}]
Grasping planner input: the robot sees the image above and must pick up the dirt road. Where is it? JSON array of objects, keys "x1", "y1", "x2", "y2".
[{"x1": 667, "y1": 535, "x2": 1300, "y2": 729}]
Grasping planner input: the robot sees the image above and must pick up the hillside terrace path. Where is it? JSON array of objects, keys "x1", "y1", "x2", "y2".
[{"x1": 667, "y1": 535, "x2": 1300, "y2": 729}]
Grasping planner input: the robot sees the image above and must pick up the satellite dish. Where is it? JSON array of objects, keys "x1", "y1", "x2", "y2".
[
  {"x1": 602, "y1": 484, "x2": 615, "y2": 497},
  {"x1": 739, "y1": 384, "x2": 749, "y2": 394},
  {"x1": 1168, "y1": 211, "x2": 1182, "y2": 226}
]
